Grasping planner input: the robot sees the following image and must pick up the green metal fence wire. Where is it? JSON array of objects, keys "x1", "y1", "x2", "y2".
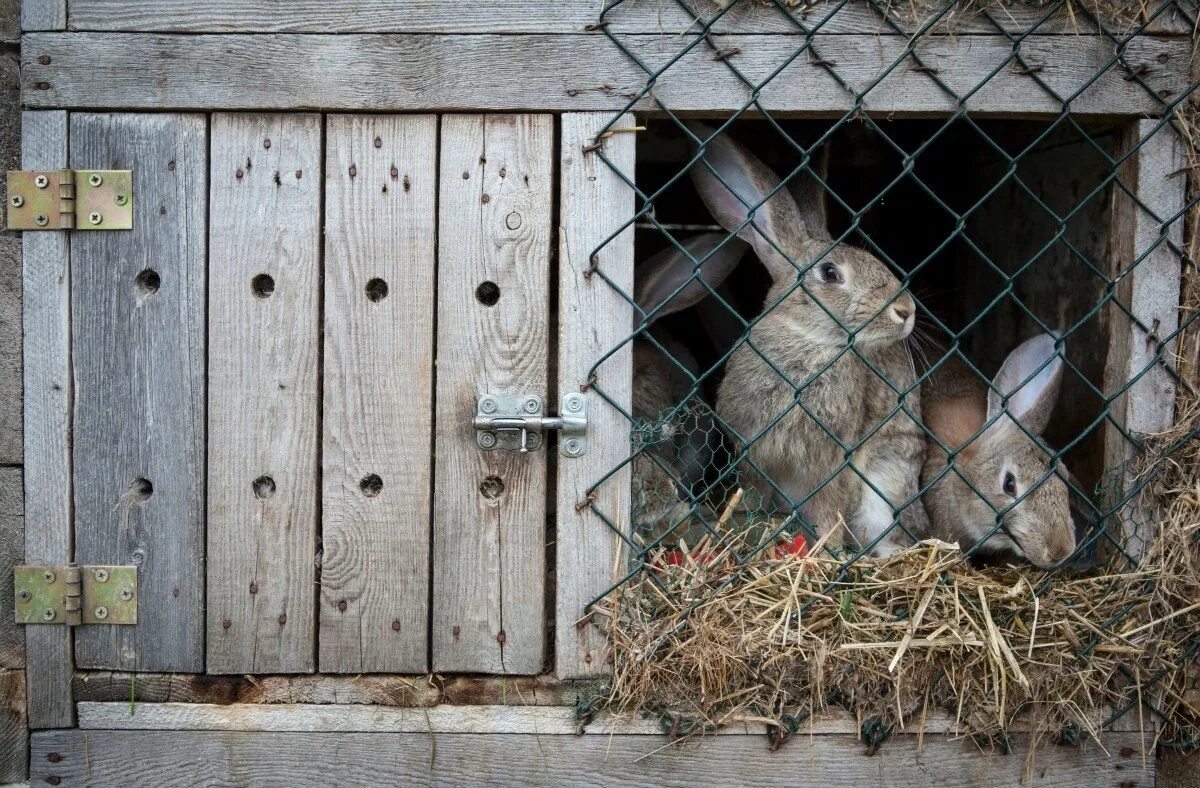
[{"x1": 578, "y1": 0, "x2": 1199, "y2": 735}]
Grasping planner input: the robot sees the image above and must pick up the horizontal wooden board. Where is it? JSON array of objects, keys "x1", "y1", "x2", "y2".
[
  {"x1": 21, "y1": 33, "x2": 1187, "y2": 117},
  {"x1": 62, "y1": 0, "x2": 1193, "y2": 35},
  {"x1": 31, "y1": 729, "x2": 1155, "y2": 786}
]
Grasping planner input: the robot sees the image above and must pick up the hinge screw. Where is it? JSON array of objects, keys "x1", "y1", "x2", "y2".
[
  {"x1": 88, "y1": 173, "x2": 103, "y2": 187},
  {"x1": 16, "y1": 589, "x2": 30, "y2": 602},
  {"x1": 94, "y1": 606, "x2": 109, "y2": 620},
  {"x1": 93, "y1": 568, "x2": 109, "y2": 583},
  {"x1": 34, "y1": 175, "x2": 48, "y2": 189},
  {"x1": 10, "y1": 195, "x2": 23, "y2": 207},
  {"x1": 115, "y1": 193, "x2": 129, "y2": 206},
  {"x1": 523, "y1": 397, "x2": 540, "y2": 414},
  {"x1": 34, "y1": 214, "x2": 48, "y2": 227},
  {"x1": 42, "y1": 569, "x2": 56, "y2": 583},
  {"x1": 478, "y1": 431, "x2": 497, "y2": 449},
  {"x1": 119, "y1": 588, "x2": 133, "y2": 601},
  {"x1": 480, "y1": 397, "x2": 497, "y2": 414},
  {"x1": 41, "y1": 609, "x2": 55, "y2": 622},
  {"x1": 88, "y1": 212, "x2": 103, "y2": 226}
]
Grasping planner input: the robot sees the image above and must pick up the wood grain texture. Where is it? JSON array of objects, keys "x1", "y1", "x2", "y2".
[
  {"x1": 433, "y1": 114, "x2": 553, "y2": 674},
  {"x1": 21, "y1": 0, "x2": 65, "y2": 31},
  {"x1": 556, "y1": 114, "x2": 636, "y2": 678},
  {"x1": 320, "y1": 114, "x2": 437, "y2": 673},
  {"x1": 0, "y1": 469, "x2": 24, "y2": 669},
  {"x1": 31, "y1": 729, "x2": 1155, "y2": 786},
  {"x1": 61, "y1": 0, "x2": 1193, "y2": 35},
  {"x1": 22, "y1": 33, "x2": 1188, "y2": 117},
  {"x1": 74, "y1": 672, "x2": 607, "y2": 707},
  {"x1": 207, "y1": 113, "x2": 321, "y2": 674},
  {"x1": 1103, "y1": 119, "x2": 1186, "y2": 560},
  {"x1": 0, "y1": 670, "x2": 27, "y2": 784},
  {"x1": 71, "y1": 113, "x2": 207, "y2": 672},
  {"x1": 21, "y1": 110, "x2": 72, "y2": 729}
]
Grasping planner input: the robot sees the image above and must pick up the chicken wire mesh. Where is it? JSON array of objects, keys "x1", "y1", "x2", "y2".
[{"x1": 577, "y1": 0, "x2": 1200, "y2": 742}]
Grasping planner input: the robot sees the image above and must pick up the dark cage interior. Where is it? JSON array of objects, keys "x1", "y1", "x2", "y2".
[{"x1": 630, "y1": 116, "x2": 1126, "y2": 566}]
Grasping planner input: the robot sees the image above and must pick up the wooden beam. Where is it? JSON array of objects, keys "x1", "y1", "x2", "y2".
[
  {"x1": 21, "y1": 0, "x2": 65, "y2": 31},
  {"x1": 319, "y1": 114, "x2": 437, "y2": 673},
  {"x1": 31, "y1": 729, "x2": 1155, "y2": 786},
  {"x1": 0, "y1": 470, "x2": 24, "y2": 669},
  {"x1": 21, "y1": 33, "x2": 1187, "y2": 117},
  {"x1": 70, "y1": 113, "x2": 207, "y2": 672},
  {"x1": 207, "y1": 113, "x2": 321, "y2": 674},
  {"x1": 0, "y1": 671, "x2": 27, "y2": 784},
  {"x1": 1103, "y1": 118, "x2": 1187, "y2": 561},
  {"x1": 21, "y1": 109, "x2": 72, "y2": 729},
  {"x1": 556, "y1": 113, "x2": 636, "y2": 678},
  {"x1": 61, "y1": 0, "x2": 1193, "y2": 35}
]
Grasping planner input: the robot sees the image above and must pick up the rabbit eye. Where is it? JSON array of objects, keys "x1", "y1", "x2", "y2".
[
  {"x1": 1003, "y1": 472, "x2": 1017, "y2": 497},
  {"x1": 817, "y1": 263, "x2": 842, "y2": 284}
]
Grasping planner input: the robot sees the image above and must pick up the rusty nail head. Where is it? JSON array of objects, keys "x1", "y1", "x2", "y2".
[
  {"x1": 88, "y1": 212, "x2": 102, "y2": 225},
  {"x1": 94, "y1": 568, "x2": 110, "y2": 583},
  {"x1": 94, "y1": 606, "x2": 109, "y2": 620},
  {"x1": 391, "y1": 620, "x2": 401, "y2": 631},
  {"x1": 47, "y1": 752, "x2": 62, "y2": 763},
  {"x1": 42, "y1": 569, "x2": 56, "y2": 583},
  {"x1": 88, "y1": 173, "x2": 103, "y2": 187},
  {"x1": 34, "y1": 175, "x2": 48, "y2": 189},
  {"x1": 10, "y1": 195, "x2": 23, "y2": 207},
  {"x1": 41, "y1": 608, "x2": 55, "y2": 622}
]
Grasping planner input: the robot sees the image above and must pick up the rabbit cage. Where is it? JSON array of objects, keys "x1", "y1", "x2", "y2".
[{"x1": 3, "y1": 0, "x2": 1199, "y2": 784}]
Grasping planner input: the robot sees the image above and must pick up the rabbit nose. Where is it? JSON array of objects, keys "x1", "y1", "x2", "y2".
[{"x1": 889, "y1": 304, "x2": 912, "y2": 323}]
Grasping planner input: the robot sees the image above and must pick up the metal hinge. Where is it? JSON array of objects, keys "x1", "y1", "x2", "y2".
[
  {"x1": 474, "y1": 393, "x2": 588, "y2": 457},
  {"x1": 14, "y1": 565, "x2": 138, "y2": 625},
  {"x1": 6, "y1": 170, "x2": 134, "y2": 230}
]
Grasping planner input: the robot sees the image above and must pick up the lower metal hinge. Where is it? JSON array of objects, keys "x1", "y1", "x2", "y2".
[
  {"x1": 14, "y1": 565, "x2": 138, "y2": 625},
  {"x1": 474, "y1": 393, "x2": 588, "y2": 457},
  {"x1": 6, "y1": 169, "x2": 134, "y2": 231}
]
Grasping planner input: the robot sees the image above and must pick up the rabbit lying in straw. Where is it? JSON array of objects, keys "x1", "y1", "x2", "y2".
[
  {"x1": 688, "y1": 124, "x2": 929, "y2": 555},
  {"x1": 919, "y1": 333, "x2": 1076, "y2": 568}
]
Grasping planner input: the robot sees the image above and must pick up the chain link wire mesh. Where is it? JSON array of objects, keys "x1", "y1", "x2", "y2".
[{"x1": 578, "y1": 0, "x2": 1200, "y2": 743}]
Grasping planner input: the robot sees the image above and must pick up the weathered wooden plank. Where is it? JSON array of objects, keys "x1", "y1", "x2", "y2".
[
  {"x1": 20, "y1": 109, "x2": 72, "y2": 728},
  {"x1": 207, "y1": 113, "x2": 321, "y2": 674},
  {"x1": 556, "y1": 114, "x2": 636, "y2": 678},
  {"x1": 432, "y1": 114, "x2": 554, "y2": 674},
  {"x1": 0, "y1": 670, "x2": 27, "y2": 784},
  {"x1": 0, "y1": 469, "x2": 24, "y2": 669},
  {"x1": 22, "y1": 33, "x2": 1187, "y2": 117},
  {"x1": 31, "y1": 729, "x2": 1155, "y2": 786},
  {"x1": 73, "y1": 672, "x2": 608, "y2": 707},
  {"x1": 1103, "y1": 119, "x2": 1186, "y2": 561},
  {"x1": 21, "y1": 0, "x2": 65, "y2": 31},
  {"x1": 70, "y1": 113, "x2": 207, "y2": 672},
  {"x1": 320, "y1": 114, "x2": 437, "y2": 674},
  {"x1": 62, "y1": 0, "x2": 1193, "y2": 35}
]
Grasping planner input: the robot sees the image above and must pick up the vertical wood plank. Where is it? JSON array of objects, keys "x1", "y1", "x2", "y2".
[
  {"x1": 0, "y1": 469, "x2": 24, "y2": 668},
  {"x1": 21, "y1": 0, "x2": 65, "y2": 31},
  {"x1": 20, "y1": 110, "x2": 73, "y2": 725},
  {"x1": 1103, "y1": 119, "x2": 1185, "y2": 560},
  {"x1": 555, "y1": 113, "x2": 635, "y2": 677},
  {"x1": 432, "y1": 114, "x2": 553, "y2": 674},
  {"x1": 207, "y1": 113, "x2": 321, "y2": 674},
  {"x1": 71, "y1": 113, "x2": 207, "y2": 671},
  {"x1": 319, "y1": 114, "x2": 436, "y2": 673}
]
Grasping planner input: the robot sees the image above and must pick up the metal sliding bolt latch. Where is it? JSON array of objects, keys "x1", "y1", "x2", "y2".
[{"x1": 474, "y1": 394, "x2": 588, "y2": 457}]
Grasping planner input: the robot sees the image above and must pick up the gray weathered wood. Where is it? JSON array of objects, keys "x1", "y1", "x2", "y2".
[
  {"x1": 320, "y1": 114, "x2": 437, "y2": 674},
  {"x1": 0, "y1": 670, "x2": 27, "y2": 784},
  {"x1": 61, "y1": 0, "x2": 1193, "y2": 35},
  {"x1": 31, "y1": 729, "x2": 1155, "y2": 786},
  {"x1": 21, "y1": 0, "x2": 64, "y2": 31},
  {"x1": 0, "y1": 469, "x2": 23, "y2": 669},
  {"x1": 20, "y1": 109, "x2": 72, "y2": 728},
  {"x1": 207, "y1": 113, "x2": 321, "y2": 675},
  {"x1": 70, "y1": 113, "x2": 206, "y2": 673},
  {"x1": 556, "y1": 114, "x2": 636, "y2": 678},
  {"x1": 21, "y1": 33, "x2": 1187, "y2": 117},
  {"x1": 433, "y1": 114, "x2": 553, "y2": 674},
  {"x1": 1103, "y1": 119, "x2": 1186, "y2": 561}
]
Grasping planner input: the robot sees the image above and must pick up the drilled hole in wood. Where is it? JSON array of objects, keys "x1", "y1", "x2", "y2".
[
  {"x1": 475, "y1": 281, "x2": 500, "y2": 306},
  {"x1": 480, "y1": 475, "x2": 505, "y2": 500},
  {"x1": 135, "y1": 268, "x2": 161, "y2": 295},
  {"x1": 251, "y1": 273, "x2": 275, "y2": 298},
  {"x1": 252, "y1": 475, "x2": 276, "y2": 500},
  {"x1": 360, "y1": 474, "x2": 383, "y2": 498},
  {"x1": 365, "y1": 278, "x2": 389, "y2": 302},
  {"x1": 126, "y1": 477, "x2": 153, "y2": 504}
]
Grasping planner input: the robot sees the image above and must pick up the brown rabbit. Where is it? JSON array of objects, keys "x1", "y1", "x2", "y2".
[
  {"x1": 920, "y1": 333, "x2": 1075, "y2": 568},
  {"x1": 689, "y1": 124, "x2": 924, "y2": 550}
]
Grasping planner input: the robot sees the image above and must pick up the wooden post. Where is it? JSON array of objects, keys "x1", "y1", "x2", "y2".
[
  {"x1": 1103, "y1": 119, "x2": 1186, "y2": 561},
  {"x1": 555, "y1": 113, "x2": 636, "y2": 678}
]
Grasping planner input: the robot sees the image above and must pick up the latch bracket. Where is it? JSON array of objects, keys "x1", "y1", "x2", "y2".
[
  {"x1": 6, "y1": 170, "x2": 134, "y2": 231},
  {"x1": 14, "y1": 565, "x2": 138, "y2": 625},
  {"x1": 474, "y1": 394, "x2": 588, "y2": 457}
]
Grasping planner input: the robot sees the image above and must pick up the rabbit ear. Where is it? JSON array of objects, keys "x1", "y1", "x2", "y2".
[
  {"x1": 634, "y1": 232, "x2": 748, "y2": 322},
  {"x1": 987, "y1": 333, "x2": 1064, "y2": 435},
  {"x1": 688, "y1": 123, "x2": 830, "y2": 283}
]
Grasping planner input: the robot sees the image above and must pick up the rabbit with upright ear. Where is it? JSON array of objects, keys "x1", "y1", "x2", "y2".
[
  {"x1": 919, "y1": 333, "x2": 1075, "y2": 568},
  {"x1": 690, "y1": 124, "x2": 925, "y2": 552},
  {"x1": 631, "y1": 233, "x2": 748, "y2": 545}
]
